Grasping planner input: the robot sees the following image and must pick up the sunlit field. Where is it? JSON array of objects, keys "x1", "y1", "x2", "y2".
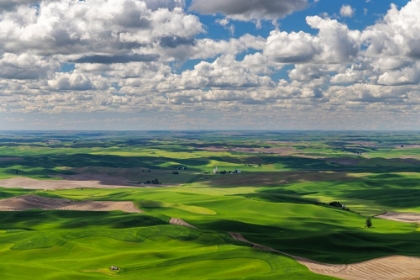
[{"x1": 1, "y1": 131, "x2": 420, "y2": 279}]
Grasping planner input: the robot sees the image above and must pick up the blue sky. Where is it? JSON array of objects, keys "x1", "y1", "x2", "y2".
[
  {"x1": 1, "y1": 0, "x2": 419, "y2": 130},
  {"x1": 194, "y1": 0, "x2": 407, "y2": 36}
]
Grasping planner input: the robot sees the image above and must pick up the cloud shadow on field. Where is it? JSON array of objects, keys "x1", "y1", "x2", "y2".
[{"x1": 3, "y1": 150, "x2": 420, "y2": 188}]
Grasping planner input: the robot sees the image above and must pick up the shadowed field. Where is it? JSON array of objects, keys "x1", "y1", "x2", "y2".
[{"x1": 1, "y1": 131, "x2": 420, "y2": 279}]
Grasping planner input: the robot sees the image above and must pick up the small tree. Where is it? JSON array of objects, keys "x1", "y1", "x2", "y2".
[{"x1": 366, "y1": 217, "x2": 373, "y2": 228}]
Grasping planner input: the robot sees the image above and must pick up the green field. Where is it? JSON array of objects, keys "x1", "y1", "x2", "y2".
[{"x1": 1, "y1": 131, "x2": 420, "y2": 279}]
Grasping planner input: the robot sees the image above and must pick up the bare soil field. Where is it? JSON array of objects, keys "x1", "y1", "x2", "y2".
[
  {"x1": 199, "y1": 146, "x2": 228, "y2": 152},
  {"x1": 396, "y1": 145, "x2": 420, "y2": 149},
  {"x1": 347, "y1": 141, "x2": 378, "y2": 147},
  {"x1": 0, "y1": 195, "x2": 141, "y2": 213},
  {"x1": 232, "y1": 147, "x2": 295, "y2": 155},
  {"x1": 376, "y1": 212, "x2": 420, "y2": 224},
  {"x1": 169, "y1": 217, "x2": 196, "y2": 229},
  {"x1": 0, "y1": 176, "x2": 137, "y2": 190},
  {"x1": 206, "y1": 171, "x2": 353, "y2": 186},
  {"x1": 299, "y1": 255, "x2": 420, "y2": 280},
  {"x1": 229, "y1": 232, "x2": 420, "y2": 280},
  {"x1": 61, "y1": 173, "x2": 135, "y2": 185},
  {"x1": 198, "y1": 146, "x2": 295, "y2": 155}
]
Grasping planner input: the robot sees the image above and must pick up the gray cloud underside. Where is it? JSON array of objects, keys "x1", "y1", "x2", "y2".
[
  {"x1": 189, "y1": 0, "x2": 308, "y2": 20},
  {"x1": 0, "y1": 0, "x2": 38, "y2": 11},
  {"x1": 159, "y1": 36, "x2": 196, "y2": 48},
  {"x1": 0, "y1": 0, "x2": 420, "y2": 130},
  {"x1": 72, "y1": 54, "x2": 160, "y2": 64}
]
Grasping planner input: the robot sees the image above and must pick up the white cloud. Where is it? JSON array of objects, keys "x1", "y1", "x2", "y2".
[
  {"x1": 159, "y1": 34, "x2": 266, "y2": 62},
  {"x1": 215, "y1": 18, "x2": 235, "y2": 35},
  {"x1": 340, "y1": 5, "x2": 355, "y2": 18},
  {"x1": 264, "y1": 16, "x2": 360, "y2": 64},
  {"x1": 0, "y1": 0, "x2": 420, "y2": 130},
  {"x1": 160, "y1": 54, "x2": 276, "y2": 92},
  {"x1": 377, "y1": 62, "x2": 420, "y2": 85},
  {"x1": 216, "y1": 18, "x2": 229, "y2": 27},
  {"x1": 48, "y1": 72, "x2": 111, "y2": 91},
  {"x1": 306, "y1": 16, "x2": 361, "y2": 63},
  {"x1": 0, "y1": 0, "x2": 203, "y2": 56},
  {"x1": 362, "y1": 1, "x2": 420, "y2": 59},
  {"x1": 0, "y1": 53, "x2": 58, "y2": 80},
  {"x1": 264, "y1": 30, "x2": 321, "y2": 63}
]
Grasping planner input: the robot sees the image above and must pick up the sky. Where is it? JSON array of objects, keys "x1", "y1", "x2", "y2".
[{"x1": 0, "y1": 0, "x2": 419, "y2": 130}]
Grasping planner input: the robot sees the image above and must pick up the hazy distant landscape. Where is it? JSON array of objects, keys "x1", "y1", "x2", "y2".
[
  {"x1": 1, "y1": 0, "x2": 420, "y2": 278},
  {"x1": 1, "y1": 130, "x2": 420, "y2": 279}
]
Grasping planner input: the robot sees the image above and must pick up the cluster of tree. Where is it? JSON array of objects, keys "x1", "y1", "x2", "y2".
[
  {"x1": 218, "y1": 170, "x2": 241, "y2": 174},
  {"x1": 144, "y1": 179, "x2": 160, "y2": 184},
  {"x1": 174, "y1": 166, "x2": 187, "y2": 170},
  {"x1": 329, "y1": 201, "x2": 350, "y2": 210},
  {"x1": 366, "y1": 217, "x2": 373, "y2": 228}
]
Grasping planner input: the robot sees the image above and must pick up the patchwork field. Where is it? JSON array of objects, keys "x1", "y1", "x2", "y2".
[{"x1": 1, "y1": 131, "x2": 420, "y2": 279}]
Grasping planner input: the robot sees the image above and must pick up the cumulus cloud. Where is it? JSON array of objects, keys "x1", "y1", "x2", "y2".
[
  {"x1": 0, "y1": 0, "x2": 420, "y2": 130},
  {"x1": 377, "y1": 62, "x2": 420, "y2": 85},
  {"x1": 159, "y1": 34, "x2": 266, "y2": 62},
  {"x1": 0, "y1": 0, "x2": 203, "y2": 56},
  {"x1": 0, "y1": 53, "x2": 58, "y2": 80},
  {"x1": 264, "y1": 16, "x2": 360, "y2": 64},
  {"x1": 340, "y1": 5, "x2": 355, "y2": 17},
  {"x1": 48, "y1": 72, "x2": 110, "y2": 91},
  {"x1": 362, "y1": 1, "x2": 420, "y2": 59},
  {"x1": 360, "y1": 0, "x2": 420, "y2": 85},
  {"x1": 160, "y1": 54, "x2": 276, "y2": 91},
  {"x1": 306, "y1": 16, "x2": 360, "y2": 63},
  {"x1": 189, "y1": 0, "x2": 308, "y2": 22},
  {"x1": 289, "y1": 64, "x2": 328, "y2": 82},
  {"x1": 215, "y1": 18, "x2": 235, "y2": 35},
  {"x1": 264, "y1": 30, "x2": 321, "y2": 63}
]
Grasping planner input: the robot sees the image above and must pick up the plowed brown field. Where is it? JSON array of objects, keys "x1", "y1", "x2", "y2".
[
  {"x1": 377, "y1": 212, "x2": 420, "y2": 224},
  {"x1": 0, "y1": 195, "x2": 141, "y2": 213},
  {"x1": 0, "y1": 176, "x2": 135, "y2": 190},
  {"x1": 228, "y1": 232, "x2": 420, "y2": 280},
  {"x1": 169, "y1": 217, "x2": 196, "y2": 229}
]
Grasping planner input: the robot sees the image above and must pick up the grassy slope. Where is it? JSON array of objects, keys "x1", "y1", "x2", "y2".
[
  {"x1": 31, "y1": 186, "x2": 420, "y2": 264},
  {"x1": 255, "y1": 172, "x2": 420, "y2": 215},
  {"x1": 2, "y1": 132, "x2": 420, "y2": 278},
  {"x1": 0, "y1": 209, "x2": 335, "y2": 280}
]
